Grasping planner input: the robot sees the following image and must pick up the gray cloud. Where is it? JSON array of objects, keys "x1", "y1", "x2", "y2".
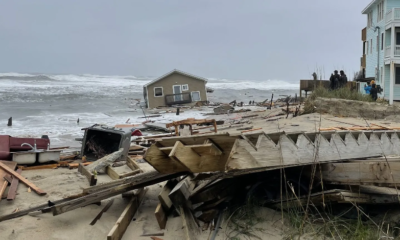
[{"x1": 0, "y1": 0, "x2": 371, "y2": 81}]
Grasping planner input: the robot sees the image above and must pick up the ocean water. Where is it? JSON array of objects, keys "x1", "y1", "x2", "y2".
[{"x1": 0, "y1": 73, "x2": 298, "y2": 146}]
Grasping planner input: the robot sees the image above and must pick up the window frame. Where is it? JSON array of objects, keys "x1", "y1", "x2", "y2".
[
  {"x1": 367, "y1": 12, "x2": 372, "y2": 28},
  {"x1": 370, "y1": 39, "x2": 373, "y2": 54},
  {"x1": 381, "y1": 33, "x2": 384, "y2": 50},
  {"x1": 191, "y1": 91, "x2": 201, "y2": 101},
  {"x1": 182, "y1": 84, "x2": 189, "y2": 91},
  {"x1": 396, "y1": 67, "x2": 400, "y2": 85},
  {"x1": 154, "y1": 87, "x2": 164, "y2": 97}
]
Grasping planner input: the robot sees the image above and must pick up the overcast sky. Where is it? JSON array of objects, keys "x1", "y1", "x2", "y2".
[{"x1": 0, "y1": 0, "x2": 371, "y2": 81}]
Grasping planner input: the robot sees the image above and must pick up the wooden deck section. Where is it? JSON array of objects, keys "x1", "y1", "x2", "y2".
[{"x1": 144, "y1": 131, "x2": 400, "y2": 174}]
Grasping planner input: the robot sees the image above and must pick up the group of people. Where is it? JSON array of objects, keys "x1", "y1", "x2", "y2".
[
  {"x1": 364, "y1": 80, "x2": 378, "y2": 101},
  {"x1": 329, "y1": 70, "x2": 348, "y2": 90}
]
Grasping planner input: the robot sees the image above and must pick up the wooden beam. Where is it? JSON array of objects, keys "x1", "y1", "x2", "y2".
[
  {"x1": 52, "y1": 171, "x2": 186, "y2": 216},
  {"x1": 107, "y1": 188, "x2": 147, "y2": 240},
  {"x1": 180, "y1": 205, "x2": 200, "y2": 240},
  {"x1": 78, "y1": 163, "x2": 97, "y2": 186},
  {"x1": 90, "y1": 199, "x2": 114, "y2": 225},
  {"x1": 155, "y1": 202, "x2": 167, "y2": 229},
  {"x1": 0, "y1": 162, "x2": 46, "y2": 196},
  {"x1": 7, "y1": 169, "x2": 22, "y2": 201},
  {"x1": 68, "y1": 162, "x2": 92, "y2": 169}
]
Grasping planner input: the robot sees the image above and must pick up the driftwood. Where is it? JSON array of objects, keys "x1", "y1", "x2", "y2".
[{"x1": 86, "y1": 148, "x2": 124, "y2": 173}]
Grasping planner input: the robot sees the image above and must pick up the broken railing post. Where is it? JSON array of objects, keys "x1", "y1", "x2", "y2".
[
  {"x1": 7, "y1": 117, "x2": 12, "y2": 127},
  {"x1": 176, "y1": 107, "x2": 180, "y2": 116}
]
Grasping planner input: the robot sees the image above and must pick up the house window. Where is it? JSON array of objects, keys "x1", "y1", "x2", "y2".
[
  {"x1": 366, "y1": 41, "x2": 369, "y2": 54},
  {"x1": 191, "y1": 91, "x2": 201, "y2": 101},
  {"x1": 367, "y1": 12, "x2": 372, "y2": 27},
  {"x1": 377, "y1": 1, "x2": 384, "y2": 22},
  {"x1": 381, "y1": 33, "x2": 384, "y2": 50},
  {"x1": 397, "y1": 32, "x2": 400, "y2": 45},
  {"x1": 396, "y1": 67, "x2": 400, "y2": 84},
  {"x1": 154, "y1": 87, "x2": 163, "y2": 97},
  {"x1": 182, "y1": 84, "x2": 189, "y2": 91}
]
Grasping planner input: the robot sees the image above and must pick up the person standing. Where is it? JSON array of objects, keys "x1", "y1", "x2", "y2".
[
  {"x1": 339, "y1": 70, "x2": 348, "y2": 88},
  {"x1": 329, "y1": 70, "x2": 340, "y2": 90},
  {"x1": 364, "y1": 82, "x2": 371, "y2": 94},
  {"x1": 370, "y1": 84, "x2": 378, "y2": 101}
]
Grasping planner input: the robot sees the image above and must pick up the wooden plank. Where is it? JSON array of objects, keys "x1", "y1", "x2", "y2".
[
  {"x1": 0, "y1": 161, "x2": 17, "y2": 200},
  {"x1": 90, "y1": 199, "x2": 114, "y2": 225},
  {"x1": 158, "y1": 179, "x2": 178, "y2": 211},
  {"x1": 107, "y1": 188, "x2": 147, "y2": 240},
  {"x1": 195, "y1": 209, "x2": 218, "y2": 222},
  {"x1": 68, "y1": 162, "x2": 92, "y2": 169},
  {"x1": 7, "y1": 169, "x2": 22, "y2": 200},
  {"x1": 321, "y1": 160, "x2": 400, "y2": 186},
  {"x1": 18, "y1": 164, "x2": 59, "y2": 170},
  {"x1": 155, "y1": 202, "x2": 167, "y2": 229},
  {"x1": 0, "y1": 162, "x2": 46, "y2": 196},
  {"x1": 169, "y1": 141, "x2": 222, "y2": 173},
  {"x1": 180, "y1": 205, "x2": 200, "y2": 240},
  {"x1": 106, "y1": 166, "x2": 121, "y2": 180},
  {"x1": 59, "y1": 154, "x2": 78, "y2": 161},
  {"x1": 52, "y1": 171, "x2": 186, "y2": 216},
  {"x1": 78, "y1": 163, "x2": 97, "y2": 186},
  {"x1": 144, "y1": 144, "x2": 190, "y2": 174},
  {"x1": 126, "y1": 156, "x2": 141, "y2": 172}
]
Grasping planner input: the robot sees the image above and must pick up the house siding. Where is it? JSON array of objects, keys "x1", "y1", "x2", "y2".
[
  {"x1": 365, "y1": 0, "x2": 385, "y2": 85},
  {"x1": 387, "y1": 0, "x2": 399, "y2": 11},
  {"x1": 146, "y1": 72, "x2": 207, "y2": 109}
]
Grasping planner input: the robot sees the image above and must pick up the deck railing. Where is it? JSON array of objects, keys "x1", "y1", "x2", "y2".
[
  {"x1": 385, "y1": 45, "x2": 400, "y2": 57},
  {"x1": 165, "y1": 92, "x2": 192, "y2": 106},
  {"x1": 386, "y1": 8, "x2": 400, "y2": 23}
]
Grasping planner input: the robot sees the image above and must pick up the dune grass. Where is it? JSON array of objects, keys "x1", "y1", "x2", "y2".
[{"x1": 308, "y1": 87, "x2": 373, "y2": 102}]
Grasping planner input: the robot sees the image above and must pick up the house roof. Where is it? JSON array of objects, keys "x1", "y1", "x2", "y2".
[
  {"x1": 362, "y1": 0, "x2": 378, "y2": 14},
  {"x1": 144, "y1": 69, "x2": 208, "y2": 87}
]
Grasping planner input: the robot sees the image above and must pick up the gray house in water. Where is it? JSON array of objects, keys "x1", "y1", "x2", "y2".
[{"x1": 143, "y1": 69, "x2": 208, "y2": 108}]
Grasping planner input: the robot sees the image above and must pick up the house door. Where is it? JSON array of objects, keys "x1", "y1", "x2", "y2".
[{"x1": 173, "y1": 85, "x2": 182, "y2": 101}]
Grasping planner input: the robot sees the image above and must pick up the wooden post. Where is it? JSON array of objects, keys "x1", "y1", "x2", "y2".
[
  {"x1": 176, "y1": 107, "x2": 180, "y2": 115},
  {"x1": 7, "y1": 117, "x2": 12, "y2": 127},
  {"x1": 213, "y1": 120, "x2": 217, "y2": 133},
  {"x1": 269, "y1": 94, "x2": 274, "y2": 110}
]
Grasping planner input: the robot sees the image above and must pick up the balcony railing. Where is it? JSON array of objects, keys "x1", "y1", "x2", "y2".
[
  {"x1": 385, "y1": 45, "x2": 400, "y2": 58},
  {"x1": 386, "y1": 8, "x2": 400, "y2": 24},
  {"x1": 165, "y1": 92, "x2": 192, "y2": 106}
]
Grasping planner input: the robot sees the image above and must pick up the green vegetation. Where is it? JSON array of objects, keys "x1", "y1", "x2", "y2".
[
  {"x1": 304, "y1": 87, "x2": 375, "y2": 114},
  {"x1": 308, "y1": 87, "x2": 373, "y2": 102}
]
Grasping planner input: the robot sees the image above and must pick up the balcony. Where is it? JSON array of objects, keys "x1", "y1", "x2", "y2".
[
  {"x1": 165, "y1": 92, "x2": 192, "y2": 106},
  {"x1": 385, "y1": 45, "x2": 400, "y2": 58},
  {"x1": 362, "y1": 27, "x2": 366, "y2": 41},
  {"x1": 386, "y1": 8, "x2": 400, "y2": 24},
  {"x1": 361, "y1": 54, "x2": 366, "y2": 68}
]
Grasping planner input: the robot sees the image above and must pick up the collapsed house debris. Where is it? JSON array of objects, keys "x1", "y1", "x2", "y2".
[{"x1": 5, "y1": 103, "x2": 400, "y2": 240}]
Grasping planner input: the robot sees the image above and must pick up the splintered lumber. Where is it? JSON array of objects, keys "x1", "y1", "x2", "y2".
[
  {"x1": 52, "y1": 171, "x2": 186, "y2": 216},
  {"x1": 169, "y1": 176, "x2": 196, "y2": 209},
  {"x1": 321, "y1": 159, "x2": 400, "y2": 186},
  {"x1": 78, "y1": 163, "x2": 97, "y2": 186},
  {"x1": 7, "y1": 169, "x2": 22, "y2": 200},
  {"x1": 0, "y1": 162, "x2": 46, "y2": 196},
  {"x1": 195, "y1": 209, "x2": 218, "y2": 222},
  {"x1": 0, "y1": 161, "x2": 17, "y2": 200},
  {"x1": 190, "y1": 179, "x2": 237, "y2": 204},
  {"x1": 155, "y1": 203, "x2": 167, "y2": 229},
  {"x1": 90, "y1": 199, "x2": 114, "y2": 225},
  {"x1": 86, "y1": 148, "x2": 124, "y2": 173},
  {"x1": 107, "y1": 188, "x2": 147, "y2": 240}
]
